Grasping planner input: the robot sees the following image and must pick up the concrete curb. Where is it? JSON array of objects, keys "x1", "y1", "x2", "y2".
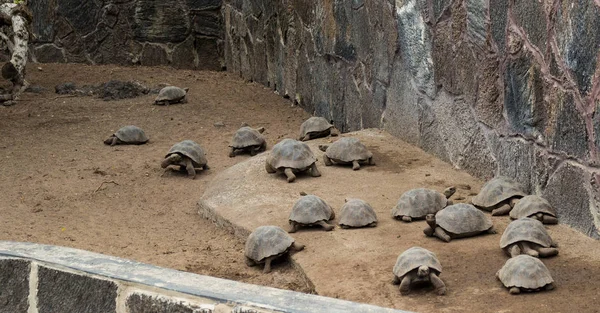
[{"x1": 0, "y1": 241, "x2": 411, "y2": 313}]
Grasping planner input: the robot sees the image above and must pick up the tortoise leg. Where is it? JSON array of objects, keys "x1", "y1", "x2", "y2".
[
  {"x1": 542, "y1": 215, "x2": 559, "y2": 224},
  {"x1": 317, "y1": 220, "x2": 334, "y2": 231},
  {"x1": 110, "y1": 137, "x2": 118, "y2": 146},
  {"x1": 284, "y1": 168, "x2": 296, "y2": 182},
  {"x1": 323, "y1": 154, "x2": 333, "y2": 166},
  {"x1": 545, "y1": 283, "x2": 555, "y2": 291},
  {"x1": 245, "y1": 257, "x2": 256, "y2": 267},
  {"x1": 329, "y1": 210, "x2": 335, "y2": 220},
  {"x1": 491, "y1": 203, "x2": 512, "y2": 216},
  {"x1": 537, "y1": 247, "x2": 559, "y2": 258},
  {"x1": 203, "y1": 164, "x2": 210, "y2": 170},
  {"x1": 265, "y1": 161, "x2": 276, "y2": 173},
  {"x1": 392, "y1": 275, "x2": 401, "y2": 285},
  {"x1": 339, "y1": 224, "x2": 350, "y2": 229},
  {"x1": 291, "y1": 242, "x2": 305, "y2": 251},
  {"x1": 184, "y1": 158, "x2": 196, "y2": 179},
  {"x1": 509, "y1": 287, "x2": 521, "y2": 294},
  {"x1": 487, "y1": 226, "x2": 497, "y2": 234},
  {"x1": 368, "y1": 222, "x2": 377, "y2": 227},
  {"x1": 310, "y1": 163, "x2": 321, "y2": 177},
  {"x1": 430, "y1": 272, "x2": 446, "y2": 295},
  {"x1": 507, "y1": 244, "x2": 522, "y2": 257},
  {"x1": 288, "y1": 222, "x2": 299, "y2": 233},
  {"x1": 423, "y1": 225, "x2": 434, "y2": 237},
  {"x1": 263, "y1": 256, "x2": 275, "y2": 273},
  {"x1": 229, "y1": 147, "x2": 236, "y2": 158},
  {"x1": 433, "y1": 227, "x2": 452, "y2": 242},
  {"x1": 250, "y1": 147, "x2": 258, "y2": 156},
  {"x1": 521, "y1": 242, "x2": 539, "y2": 257},
  {"x1": 402, "y1": 216, "x2": 412, "y2": 222},
  {"x1": 352, "y1": 160, "x2": 360, "y2": 170},
  {"x1": 399, "y1": 275, "x2": 413, "y2": 295},
  {"x1": 368, "y1": 157, "x2": 375, "y2": 165}
]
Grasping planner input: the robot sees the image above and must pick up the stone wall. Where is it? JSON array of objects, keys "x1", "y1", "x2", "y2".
[
  {"x1": 0, "y1": 241, "x2": 407, "y2": 313},
  {"x1": 223, "y1": 0, "x2": 600, "y2": 238},
  {"x1": 29, "y1": 0, "x2": 224, "y2": 70}
]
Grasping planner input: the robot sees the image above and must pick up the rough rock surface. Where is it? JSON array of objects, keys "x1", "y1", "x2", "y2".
[
  {"x1": 222, "y1": 0, "x2": 600, "y2": 238},
  {"x1": 29, "y1": 0, "x2": 223, "y2": 70}
]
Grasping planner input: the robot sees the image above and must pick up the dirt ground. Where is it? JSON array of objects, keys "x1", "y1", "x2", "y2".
[
  {"x1": 200, "y1": 129, "x2": 600, "y2": 313},
  {"x1": 1, "y1": 63, "x2": 599, "y2": 313}
]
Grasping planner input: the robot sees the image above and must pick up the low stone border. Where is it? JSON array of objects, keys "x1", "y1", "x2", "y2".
[{"x1": 0, "y1": 241, "x2": 411, "y2": 313}]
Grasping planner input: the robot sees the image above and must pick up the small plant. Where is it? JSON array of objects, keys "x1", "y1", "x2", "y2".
[{"x1": 13, "y1": 0, "x2": 24, "y2": 4}]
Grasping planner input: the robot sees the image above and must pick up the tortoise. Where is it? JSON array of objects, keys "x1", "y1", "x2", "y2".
[
  {"x1": 298, "y1": 117, "x2": 338, "y2": 141},
  {"x1": 392, "y1": 187, "x2": 456, "y2": 222},
  {"x1": 229, "y1": 123, "x2": 267, "y2": 157},
  {"x1": 160, "y1": 140, "x2": 209, "y2": 179},
  {"x1": 500, "y1": 218, "x2": 558, "y2": 258},
  {"x1": 509, "y1": 195, "x2": 558, "y2": 224},
  {"x1": 154, "y1": 86, "x2": 189, "y2": 105},
  {"x1": 392, "y1": 247, "x2": 446, "y2": 295},
  {"x1": 496, "y1": 255, "x2": 555, "y2": 294},
  {"x1": 424, "y1": 203, "x2": 495, "y2": 242},
  {"x1": 265, "y1": 139, "x2": 321, "y2": 183},
  {"x1": 471, "y1": 176, "x2": 527, "y2": 216},
  {"x1": 288, "y1": 195, "x2": 335, "y2": 232},
  {"x1": 103, "y1": 125, "x2": 149, "y2": 146},
  {"x1": 317, "y1": 137, "x2": 374, "y2": 170},
  {"x1": 244, "y1": 225, "x2": 305, "y2": 273},
  {"x1": 338, "y1": 198, "x2": 378, "y2": 228}
]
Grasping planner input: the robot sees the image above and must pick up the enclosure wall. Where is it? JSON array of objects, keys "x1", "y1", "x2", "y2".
[
  {"x1": 223, "y1": 0, "x2": 600, "y2": 238},
  {"x1": 29, "y1": 0, "x2": 223, "y2": 70},
  {"x1": 0, "y1": 241, "x2": 407, "y2": 313}
]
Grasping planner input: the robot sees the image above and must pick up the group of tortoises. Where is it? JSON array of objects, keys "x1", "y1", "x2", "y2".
[
  {"x1": 103, "y1": 108, "x2": 562, "y2": 297},
  {"x1": 244, "y1": 174, "x2": 561, "y2": 297},
  {"x1": 388, "y1": 176, "x2": 559, "y2": 295}
]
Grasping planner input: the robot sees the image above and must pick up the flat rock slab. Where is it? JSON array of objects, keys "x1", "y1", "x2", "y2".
[{"x1": 199, "y1": 129, "x2": 600, "y2": 312}]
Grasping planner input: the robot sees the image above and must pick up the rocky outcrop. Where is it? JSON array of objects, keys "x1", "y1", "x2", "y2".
[
  {"x1": 29, "y1": 0, "x2": 224, "y2": 70},
  {"x1": 223, "y1": 0, "x2": 600, "y2": 238}
]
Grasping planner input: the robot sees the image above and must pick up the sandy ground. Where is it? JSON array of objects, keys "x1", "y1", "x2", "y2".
[
  {"x1": 1, "y1": 63, "x2": 599, "y2": 313},
  {"x1": 0, "y1": 63, "x2": 314, "y2": 294},
  {"x1": 200, "y1": 130, "x2": 600, "y2": 313}
]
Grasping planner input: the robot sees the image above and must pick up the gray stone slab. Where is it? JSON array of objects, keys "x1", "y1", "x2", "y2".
[
  {"x1": 543, "y1": 162, "x2": 599, "y2": 239},
  {"x1": 0, "y1": 242, "x2": 409, "y2": 313},
  {"x1": 0, "y1": 258, "x2": 29, "y2": 313},
  {"x1": 37, "y1": 266, "x2": 118, "y2": 313}
]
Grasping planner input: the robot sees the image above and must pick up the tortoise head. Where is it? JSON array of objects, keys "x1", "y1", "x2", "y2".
[
  {"x1": 161, "y1": 154, "x2": 182, "y2": 168},
  {"x1": 103, "y1": 136, "x2": 115, "y2": 145},
  {"x1": 443, "y1": 186, "x2": 456, "y2": 199},
  {"x1": 425, "y1": 214, "x2": 436, "y2": 229},
  {"x1": 417, "y1": 265, "x2": 430, "y2": 278}
]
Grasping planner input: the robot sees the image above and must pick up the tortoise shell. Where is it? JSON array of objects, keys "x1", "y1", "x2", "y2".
[
  {"x1": 165, "y1": 140, "x2": 208, "y2": 167},
  {"x1": 230, "y1": 126, "x2": 266, "y2": 149},
  {"x1": 267, "y1": 139, "x2": 316, "y2": 170},
  {"x1": 510, "y1": 195, "x2": 557, "y2": 220},
  {"x1": 289, "y1": 195, "x2": 334, "y2": 225},
  {"x1": 435, "y1": 203, "x2": 493, "y2": 235},
  {"x1": 339, "y1": 198, "x2": 378, "y2": 227},
  {"x1": 471, "y1": 176, "x2": 527, "y2": 209},
  {"x1": 500, "y1": 218, "x2": 554, "y2": 249},
  {"x1": 244, "y1": 226, "x2": 295, "y2": 263},
  {"x1": 324, "y1": 137, "x2": 372, "y2": 162},
  {"x1": 393, "y1": 247, "x2": 442, "y2": 279},
  {"x1": 299, "y1": 117, "x2": 333, "y2": 138},
  {"x1": 155, "y1": 86, "x2": 187, "y2": 103},
  {"x1": 392, "y1": 188, "x2": 448, "y2": 219},
  {"x1": 497, "y1": 255, "x2": 554, "y2": 290},
  {"x1": 114, "y1": 125, "x2": 149, "y2": 144}
]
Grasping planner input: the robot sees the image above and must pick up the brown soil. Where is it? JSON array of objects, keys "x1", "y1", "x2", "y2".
[
  {"x1": 0, "y1": 63, "x2": 314, "y2": 294},
  {"x1": 1, "y1": 63, "x2": 599, "y2": 313}
]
